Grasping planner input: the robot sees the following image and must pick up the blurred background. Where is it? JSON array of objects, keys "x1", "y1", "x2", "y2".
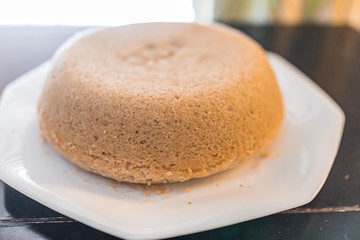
[
  {"x1": 0, "y1": 0, "x2": 359, "y2": 30},
  {"x1": 197, "y1": 0, "x2": 360, "y2": 30}
]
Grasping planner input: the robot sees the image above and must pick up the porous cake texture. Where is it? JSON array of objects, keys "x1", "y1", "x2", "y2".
[{"x1": 38, "y1": 23, "x2": 283, "y2": 184}]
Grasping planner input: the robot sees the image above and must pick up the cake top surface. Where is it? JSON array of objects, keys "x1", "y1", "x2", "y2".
[{"x1": 53, "y1": 22, "x2": 265, "y2": 93}]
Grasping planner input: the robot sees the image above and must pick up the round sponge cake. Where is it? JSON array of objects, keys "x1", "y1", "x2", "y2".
[{"x1": 38, "y1": 23, "x2": 283, "y2": 184}]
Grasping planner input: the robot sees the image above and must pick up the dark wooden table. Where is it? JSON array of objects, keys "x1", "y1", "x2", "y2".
[{"x1": 0, "y1": 25, "x2": 359, "y2": 240}]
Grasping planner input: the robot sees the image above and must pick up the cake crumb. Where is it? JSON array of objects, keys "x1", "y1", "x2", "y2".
[
  {"x1": 140, "y1": 185, "x2": 170, "y2": 196},
  {"x1": 83, "y1": 178, "x2": 88, "y2": 182},
  {"x1": 262, "y1": 152, "x2": 271, "y2": 157},
  {"x1": 108, "y1": 181, "x2": 119, "y2": 190},
  {"x1": 239, "y1": 184, "x2": 243, "y2": 187},
  {"x1": 95, "y1": 181, "x2": 100, "y2": 185},
  {"x1": 216, "y1": 184, "x2": 219, "y2": 187},
  {"x1": 184, "y1": 187, "x2": 192, "y2": 193},
  {"x1": 165, "y1": 195, "x2": 170, "y2": 199},
  {"x1": 145, "y1": 199, "x2": 149, "y2": 203},
  {"x1": 44, "y1": 150, "x2": 50, "y2": 156},
  {"x1": 188, "y1": 201, "x2": 192, "y2": 205},
  {"x1": 344, "y1": 174, "x2": 350, "y2": 180},
  {"x1": 142, "y1": 191, "x2": 150, "y2": 197},
  {"x1": 64, "y1": 170, "x2": 68, "y2": 174}
]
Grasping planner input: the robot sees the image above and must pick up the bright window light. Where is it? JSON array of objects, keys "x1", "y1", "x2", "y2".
[{"x1": 0, "y1": 0, "x2": 195, "y2": 25}]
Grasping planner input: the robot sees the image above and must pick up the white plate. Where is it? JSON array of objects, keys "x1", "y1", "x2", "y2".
[{"x1": 0, "y1": 52, "x2": 345, "y2": 240}]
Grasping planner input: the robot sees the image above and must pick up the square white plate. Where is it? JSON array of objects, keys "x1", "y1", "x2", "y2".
[{"x1": 0, "y1": 52, "x2": 345, "y2": 240}]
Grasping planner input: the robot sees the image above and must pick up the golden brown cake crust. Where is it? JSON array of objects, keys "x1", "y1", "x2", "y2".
[{"x1": 37, "y1": 23, "x2": 284, "y2": 184}]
